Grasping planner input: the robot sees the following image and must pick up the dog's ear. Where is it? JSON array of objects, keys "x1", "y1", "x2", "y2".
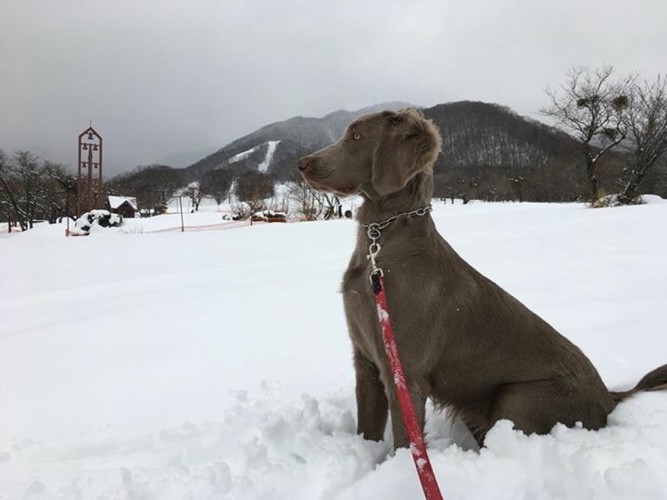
[{"x1": 371, "y1": 109, "x2": 442, "y2": 196}]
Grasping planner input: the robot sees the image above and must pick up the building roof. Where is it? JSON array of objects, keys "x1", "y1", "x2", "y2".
[{"x1": 108, "y1": 195, "x2": 138, "y2": 210}]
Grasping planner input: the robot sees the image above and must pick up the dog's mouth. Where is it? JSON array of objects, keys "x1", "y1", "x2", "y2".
[{"x1": 302, "y1": 174, "x2": 358, "y2": 197}]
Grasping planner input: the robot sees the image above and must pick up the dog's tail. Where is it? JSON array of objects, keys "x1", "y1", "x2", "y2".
[{"x1": 610, "y1": 363, "x2": 667, "y2": 403}]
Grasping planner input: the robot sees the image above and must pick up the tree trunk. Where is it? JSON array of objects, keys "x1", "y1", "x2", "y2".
[
  {"x1": 586, "y1": 157, "x2": 599, "y2": 203},
  {"x1": 620, "y1": 158, "x2": 654, "y2": 203}
]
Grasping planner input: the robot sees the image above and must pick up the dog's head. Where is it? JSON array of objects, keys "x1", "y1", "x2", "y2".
[{"x1": 298, "y1": 109, "x2": 441, "y2": 198}]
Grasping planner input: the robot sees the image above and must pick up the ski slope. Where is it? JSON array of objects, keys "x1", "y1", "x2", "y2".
[{"x1": 1, "y1": 200, "x2": 666, "y2": 499}]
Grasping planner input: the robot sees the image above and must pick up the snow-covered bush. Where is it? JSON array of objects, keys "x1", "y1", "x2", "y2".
[
  {"x1": 74, "y1": 210, "x2": 123, "y2": 234},
  {"x1": 592, "y1": 193, "x2": 645, "y2": 208},
  {"x1": 231, "y1": 202, "x2": 253, "y2": 220}
]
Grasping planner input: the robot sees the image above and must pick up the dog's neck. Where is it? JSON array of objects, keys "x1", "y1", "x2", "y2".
[{"x1": 357, "y1": 172, "x2": 434, "y2": 226}]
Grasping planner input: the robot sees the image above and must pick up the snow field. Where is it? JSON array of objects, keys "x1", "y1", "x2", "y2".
[{"x1": 1, "y1": 200, "x2": 666, "y2": 499}]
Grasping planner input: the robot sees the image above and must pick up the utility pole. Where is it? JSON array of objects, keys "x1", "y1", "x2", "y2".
[{"x1": 178, "y1": 196, "x2": 185, "y2": 232}]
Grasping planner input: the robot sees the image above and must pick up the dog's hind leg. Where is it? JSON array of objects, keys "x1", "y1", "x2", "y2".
[{"x1": 488, "y1": 379, "x2": 614, "y2": 437}]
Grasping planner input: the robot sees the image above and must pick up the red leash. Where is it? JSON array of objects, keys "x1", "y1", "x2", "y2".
[
  {"x1": 371, "y1": 269, "x2": 443, "y2": 500},
  {"x1": 364, "y1": 206, "x2": 443, "y2": 499}
]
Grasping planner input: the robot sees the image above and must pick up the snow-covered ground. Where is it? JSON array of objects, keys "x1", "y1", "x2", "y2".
[{"x1": 1, "y1": 200, "x2": 667, "y2": 499}]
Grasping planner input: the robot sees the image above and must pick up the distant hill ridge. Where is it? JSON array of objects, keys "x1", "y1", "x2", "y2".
[
  {"x1": 183, "y1": 101, "x2": 412, "y2": 179},
  {"x1": 424, "y1": 101, "x2": 579, "y2": 171},
  {"x1": 110, "y1": 100, "x2": 667, "y2": 204},
  {"x1": 182, "y1": 100, "x2": 583, "y2": 181}
]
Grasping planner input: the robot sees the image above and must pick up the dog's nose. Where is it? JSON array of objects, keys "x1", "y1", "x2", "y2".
[{"x1": 298, "y1": 157, "x2": 314, "y2": 172}]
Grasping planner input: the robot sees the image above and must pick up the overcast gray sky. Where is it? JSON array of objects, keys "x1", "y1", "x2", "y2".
[{"x1": 2, "y1": 0, "x2": 666, "y2": 176}]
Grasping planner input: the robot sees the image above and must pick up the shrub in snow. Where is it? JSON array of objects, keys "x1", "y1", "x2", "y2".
[
  {"x1": 74, "y1": 210, "x2": 123, "y2": 234},
  {"x1": 231, "y1": 202, "x2": 253, "y2": 220},
  {"x1": 592, "y1": 193, "x2": 645, "y2": 208}
]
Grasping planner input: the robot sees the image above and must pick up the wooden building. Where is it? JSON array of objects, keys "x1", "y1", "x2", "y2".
[{"x1": 107, "y1": 196, "x2": 138, "y2": 218}]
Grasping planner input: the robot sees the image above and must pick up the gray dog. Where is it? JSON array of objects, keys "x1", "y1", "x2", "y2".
[{"x1": 298, "y1": 108, "x2": 667, "y2": 449}]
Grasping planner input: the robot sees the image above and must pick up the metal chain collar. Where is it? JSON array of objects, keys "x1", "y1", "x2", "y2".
[{"x1": 364, "y1": 204, "x2": 432, "y2": 277}]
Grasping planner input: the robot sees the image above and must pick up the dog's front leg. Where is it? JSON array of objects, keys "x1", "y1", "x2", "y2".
[
  {"x1": 387, "y1": 381, "x2": 427, "y2": 450},
  {"x1": 354, "y1": 348, "x2": 388, "y2": 441}
]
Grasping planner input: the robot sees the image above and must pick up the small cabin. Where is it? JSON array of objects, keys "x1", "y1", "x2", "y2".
[{"x1": 107, "y1": 195, "x2": 138, "y2": 219}]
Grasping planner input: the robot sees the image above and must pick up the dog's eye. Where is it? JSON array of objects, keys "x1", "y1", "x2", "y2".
[{"x1": 352, "y1": 133, "x2": 361, "y2": 141}]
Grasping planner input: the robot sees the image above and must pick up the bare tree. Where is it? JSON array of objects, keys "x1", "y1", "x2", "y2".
[
  {"x1": 199, "y1": 169, "x2": 233, "y2": 207},
  {"x1": 35, "y1": 161, "x2": 76, "y2": 223},
  {"x1": 322, "y1": 193, "x2": 342, "y2": 220},
  {"x1": 234, "y1": 170, "x2": 275, "y2": 213},
  {"x1": 542, "y1": 65, "x2": 633, "y2": 203},
  {"x1": 287, "y1": 179, "x2": 323, "y2": 219},
  {"x1": 509, "y1": 175, "x2": 527, "y2": 202},
  {"x1": 0, "y1": 149, "x2": 21, "y2": 231},
  {"x1": 0, "y1": 150, "x2": 76, "y2": 230},
  {"x1": 619, "y1": 75, "x2": 667, "y2": 203},
  {"x1": 0, "y1": 151, "x2": 43, "y2": 229},
  {"x1": 456, "y1": 176, "x2": 479, "y2": 203},
  {"x1": 106, "y1": 164, "x2": 183, "y2": 209},
  {"x1": 185, "y1": 181, "x2": 202, "y2": 212}
]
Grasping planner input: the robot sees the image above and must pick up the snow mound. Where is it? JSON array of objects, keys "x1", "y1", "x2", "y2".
[
  {"x1": 592, "y1": 193, "x2": 665, "y2": 208},
  {"x1": 3, "y1": 390, "x2": 665, "y2": 499},
  {"x1": 642, "y1": 194, "x2": 667, "y2": 204},
  {"x1": 74, "y1": 210, "x2": 123, "y2": 234}
]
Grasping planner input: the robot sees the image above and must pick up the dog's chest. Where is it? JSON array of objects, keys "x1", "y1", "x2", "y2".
[
  {"x1": 341, "y1": 249, "x2": 429, "y2": 363},
  {"x1": 341, "y1": 252, "x2": 384, "y2": 356},
  {"x1": 341, "y1": 249, "x2": 369, "y2": 293}
]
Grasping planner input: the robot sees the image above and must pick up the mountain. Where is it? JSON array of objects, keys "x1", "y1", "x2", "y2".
[
  {"x1": 180, "y1": 100, "x2": 598, "y2": 200},
  {"x1": 183, "y1": 102, "x2": 412, "y2": 180},
  {"x1": 424, "y1": 101, "x2": 580, "y2": 171},
  {"x1": 423, "y1": 101, "x2": 595, "y2": 201},
  {"x1": 155, "y1": 147, "x2": 219, "y2": 169},
  {"x1": 184, "y1": 101, "x2": 580, "y2": 179},
  {"x1": 111, "y1": 101, "x2": 667, "y2": 204}
]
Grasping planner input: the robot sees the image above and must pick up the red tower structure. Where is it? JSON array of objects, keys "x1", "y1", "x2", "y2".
[{"x1": 77, "y1": 126, "x2": 103, "y2": 217}]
